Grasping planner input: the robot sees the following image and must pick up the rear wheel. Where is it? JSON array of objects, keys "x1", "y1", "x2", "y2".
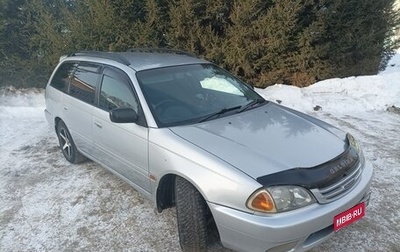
[
  {"x1": 56, "y1": 121, "x2": 86, "y2": 164},
  {"x1": 175, "y1": 176, "x2": 208, "y2": 251}
]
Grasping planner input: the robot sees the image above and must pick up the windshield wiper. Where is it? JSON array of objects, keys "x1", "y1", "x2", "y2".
[
  {"x1": 237, "y1": 98, "x2": 266, "y2": 113},
  {"x1": 199, "y1": 105, "x2": 241, "y2": 123}
]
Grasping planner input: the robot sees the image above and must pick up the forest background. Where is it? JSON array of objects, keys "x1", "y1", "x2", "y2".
[{"x1": 0, "y1": 0, "x2": 399, "y2": 88}]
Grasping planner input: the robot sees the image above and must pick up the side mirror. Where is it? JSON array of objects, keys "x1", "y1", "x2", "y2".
[{"x1": 109, "y1": 108, "x2": 138, "y2": 123}]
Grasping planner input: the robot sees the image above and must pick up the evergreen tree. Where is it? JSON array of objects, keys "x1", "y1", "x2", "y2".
[
  {"x1": 0, "y1": 0, "x2": 398, "y2": 88},
  {"x1": 316, "y1": 0, "x2": 399, "y2": 77},
  {"x1": 0, "y1": 0, "x2": 35, "y2": 86}
]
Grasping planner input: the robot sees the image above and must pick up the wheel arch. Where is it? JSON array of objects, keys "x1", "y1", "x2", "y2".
[
  {"x1": 156, "y1": 173, "x2": 210, "y2": 213},
  {"x1": 54, "y1": 117, "x2": 62, "y2": 132},
  {"x1": 156, "y1": 173, "x2": 176, "y2": 213}
]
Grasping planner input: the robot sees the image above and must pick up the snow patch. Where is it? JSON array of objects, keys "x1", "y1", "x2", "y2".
[{"x1": 257, "y1": 54, "x2": 400, "y2": 113}]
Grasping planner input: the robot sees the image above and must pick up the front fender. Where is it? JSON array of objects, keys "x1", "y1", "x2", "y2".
[{"x1": 148, "y1": 128, "x2": 260, "y2": 214}]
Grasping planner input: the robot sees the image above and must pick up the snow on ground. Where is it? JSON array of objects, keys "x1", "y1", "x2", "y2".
[
  {"x1": 1, "y1": 55, "x2": 399, "y2": 251},
  {"x1": 256, "y1": 54, "x2": 400, "y2": 114}
]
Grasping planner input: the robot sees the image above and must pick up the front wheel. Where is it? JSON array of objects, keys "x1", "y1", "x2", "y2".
[
  {"x1": 175, "y1": 176, "x2": 209, "y2": 251},
  {"x1": 56, "y1": 121, "x2": 86, "y2": 164}
]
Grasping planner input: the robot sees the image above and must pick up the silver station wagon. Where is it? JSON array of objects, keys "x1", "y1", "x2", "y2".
[{"x1": 45, "y1": 49, "x2": 373, "y2": 252}]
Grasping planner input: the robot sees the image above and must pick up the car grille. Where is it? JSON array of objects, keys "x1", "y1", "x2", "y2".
[{"x1": 311, "y1": 161, "x2": 363, "y2": 204}]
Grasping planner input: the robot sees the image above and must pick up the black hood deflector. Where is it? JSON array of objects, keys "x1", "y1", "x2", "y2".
[{"x1": 256, "y1": 145, "x2": 359, "y2": 189}]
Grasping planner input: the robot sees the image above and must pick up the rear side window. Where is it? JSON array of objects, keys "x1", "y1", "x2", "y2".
[
  {"x1": 70, "y1": 63, "x2": 101, "y2": 104},
  {"x1": 50, "y1": 62, "x2": 76, "y2": 93}
]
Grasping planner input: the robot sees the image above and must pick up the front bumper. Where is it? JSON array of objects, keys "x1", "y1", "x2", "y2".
[{"x1": 208, "y1": 160, "x2": 373, "y2": 252}]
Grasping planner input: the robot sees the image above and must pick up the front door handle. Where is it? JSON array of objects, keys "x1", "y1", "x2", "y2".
[{"x1": 94, "y1": 121, "x2": 103, "y2": 128}]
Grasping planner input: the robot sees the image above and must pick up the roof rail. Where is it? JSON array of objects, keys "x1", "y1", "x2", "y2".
[
  {"x1": 69, "y1": 51, "x2": 131, "y2": 66},
  {"x1": 126, "y1": 48, "x2": 195, "y2": 57}
]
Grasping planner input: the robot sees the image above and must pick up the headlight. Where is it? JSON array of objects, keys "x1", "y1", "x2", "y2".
[
  {"x1": 347, "y1": 133, "x2": 365, "y2": 163},
  {"x1": 347, "y1": 133, "x2": 361, "y2": 153},
  {"x1": 247, "y1": 186, "x2": 316, "y2": 213}
]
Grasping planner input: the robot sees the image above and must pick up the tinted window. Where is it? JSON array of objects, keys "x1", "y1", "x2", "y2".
[
  {"x1": 99, "y1": 68, "x2": 138, "y2": 112},
  {"x1": 50, "y1": 62, "x2": 76, "y2": 93},
  {"x1": 69, "y1": 63, "x2": 101, "y2": 104}
]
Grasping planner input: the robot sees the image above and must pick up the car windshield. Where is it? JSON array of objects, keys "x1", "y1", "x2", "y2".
[{"x1": 136, "y1": 64, "x2": 266, "y2": 127}]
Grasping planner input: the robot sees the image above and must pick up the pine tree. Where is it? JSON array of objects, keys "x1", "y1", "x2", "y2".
[{"x1": 1, "y1": 0, "x2": 399, "y2": 88}]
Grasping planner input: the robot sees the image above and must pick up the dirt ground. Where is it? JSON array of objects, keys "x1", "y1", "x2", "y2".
[{"x1": 1, "y1": 93, "x2": 399, "y2": 251}]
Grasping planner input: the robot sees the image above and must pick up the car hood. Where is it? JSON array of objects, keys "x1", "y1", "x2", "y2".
[{"x1": 169, "y1": 103, "x2": 347, "y2": 179}]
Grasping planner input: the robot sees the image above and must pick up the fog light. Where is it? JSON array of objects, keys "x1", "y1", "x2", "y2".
[{"x1": 266, "y1": 240, "x2": 298, "y2": 252}]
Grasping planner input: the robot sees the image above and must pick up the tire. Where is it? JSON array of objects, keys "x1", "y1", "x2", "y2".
[
  {"x1": 56, "y1": 121, "x2": 86, "y2": 164},
  {"x1": 175, "y1": 176, "x2": 208, "y2": 252}
]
